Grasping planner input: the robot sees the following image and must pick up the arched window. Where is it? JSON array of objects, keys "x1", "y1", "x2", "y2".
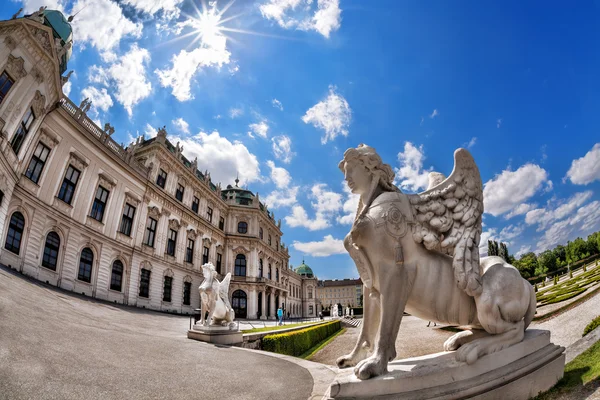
[
  {"x1": 276, "y1": 268, "x2": 279, "y2": 282},
  {"x1": 78, "y1": 248, "x2": 94, "y2": 283},
  {"x1": 234, "y1": 254, "x2": 246, "y2": 276},
  {"x1": 237, "y1": 221, "x2": 247, "y2": 234},
  {"x1": 259, "y1": 227, "x2": 263, "y2": 240},
  {"x1": 232, "y1": 290, "x2": 247, "y2": 319},
  {"x1": 259, "y1": 258, "x2": 263, "y2": 278},
  {"x1": 268, "y1": 234, "x2": 272, "y2": 245},
  {"x1": 4, "y1": 212, "x2": 25, "y2": 255},
  {"x1": 42, "y1": 232, "x2": 60, "y2": 271},
  {"x1": 110, "y1": 260, "x2": 124, "y2": 291},
  {"x1": 268, "y1": 263, "x2": 272, "y2": 280}
]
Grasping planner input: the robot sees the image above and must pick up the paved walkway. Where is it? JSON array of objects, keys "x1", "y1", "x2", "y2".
[{"x1": 0, "y1": 265, "x2": 314, "y2": 400}]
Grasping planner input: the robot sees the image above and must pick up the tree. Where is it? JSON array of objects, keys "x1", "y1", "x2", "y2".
[
  {"x1": 553, "y1": 245, "x2": 566, "y2": 266},
  {"x1": 499, "y1": 242, "x2": 510, "y2": 263},
  {"x1": 538, "y1": 250, "x2": 557, "y2": 275},
  {"x1": 488, "y1": 240, "x2": 496, "y2": 256},
  {"x1": 514, "y1": 252, "x2": 538, "y2": 279}
]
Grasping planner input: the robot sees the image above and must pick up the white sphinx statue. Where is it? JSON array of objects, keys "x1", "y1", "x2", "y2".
[
  {"x1": 337, "y1": 144, "x2": 536, "y2": 380},
  {"x1": 198, "y1": 263, "x2": 235, "y2": 327}
]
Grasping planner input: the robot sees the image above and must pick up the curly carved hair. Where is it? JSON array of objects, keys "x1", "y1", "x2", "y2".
[{"x1": 338, "y1": 144, "x2": 397, "y2": 192}]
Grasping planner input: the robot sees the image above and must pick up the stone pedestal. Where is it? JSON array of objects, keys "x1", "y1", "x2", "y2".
[
  {"x1": 325, "y1": 330, "x2": 565, "y2": 400},
  {"x1": 187, "y1": 324, "x2": 243, "y2": 346}
]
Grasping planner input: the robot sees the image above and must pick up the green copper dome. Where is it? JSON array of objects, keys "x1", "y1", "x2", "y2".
[
  {"x1": 42, "y1": 10, "x2": 73, "y2": 74},
  {"x1": 296, "y1": 260, "x2": 314, "y2": 278}
]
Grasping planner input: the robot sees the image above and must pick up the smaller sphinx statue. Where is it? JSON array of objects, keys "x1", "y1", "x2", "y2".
[{"x1": 199, "y1": 263, "x2": 235, "y2": 328}]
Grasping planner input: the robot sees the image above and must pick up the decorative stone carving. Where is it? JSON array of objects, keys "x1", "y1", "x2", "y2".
[
  {"x1": 39, "y1": 128, "x2": 59, "y2": 149},
  {"x1": 168, "y1": 219, "x2": 180, "y2": 231},
  {"x1": 28, "y1": 25, "x2": 52, "y2": 55},
  {"x1": 198, "y1": 262, "x2": 235, "y2": 327},
  {"x1": 68, "y1": 151, "x2": 88, "y2": 171},
  {"x1": 156, "y1": 126, "x2": 167, "y2": 143},
  {"x1": 4, "y1": 35, "x2": 17, "y2": 50},
  {"x1": 103, "y1": 123, "x2": 115, "y2": 136},
  {"x1": 124, "y1": 192, "x2": 141, "y2": 207},
  {"x1": 61, "y1": 71, "x2": 73, "y2": 87},
  {"x1": 5, "y1": 54, "x2": 27, "y2": 81},
  {"x1": 98, "y1": 173, "x2": 116, "y2": 189},
  {"x1": 31, "y1": 90, "x2": 46, "y2": 118},
  {"x1": 31, "y1": 67, "x2": 44, "y2": 84},
  {"x1": 147, "y1": 206, "x2": 161, "y2": 219},
  {"x1": 187, "y1": 229, "x2": 197, "y2": 240},
  {"x1": 336, "y1": 144, "x2": 537, "y2": 380},
  {"x1": 202, "y1": 237, "x2": 212, "y2": 247}
]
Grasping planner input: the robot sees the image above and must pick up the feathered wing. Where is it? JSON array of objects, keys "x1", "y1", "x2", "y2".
[
  {"x1": 219, "y1": 272, "x2": 233, "y2": 310},
  {"x1": 408, "y1": 148, "x2": 484, "y2": 296}
]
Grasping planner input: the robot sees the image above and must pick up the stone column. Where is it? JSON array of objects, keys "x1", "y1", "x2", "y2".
[
  {"x1": 260, "y1": 290, "x2": 267, "y2": 320},
  {"x1": 269, "y1": 291, "x2": 276, "y2": 320}
]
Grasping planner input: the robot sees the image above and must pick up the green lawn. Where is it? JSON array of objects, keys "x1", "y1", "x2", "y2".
[
  {"x1": 302, "y1": 328, "x2": 346, "y2": 359},
  {"x1": 241, "y1": 321, "x2": 323, "y2": 334},
  {"x1": 536, "y1": 263, "x2": 600, "y2": 307}
]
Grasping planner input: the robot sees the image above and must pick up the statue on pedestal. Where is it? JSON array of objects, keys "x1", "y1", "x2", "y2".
[
  {"x1": 336, "y1": 144, "x2": 536, "y2": 380},
  {"x1": 199, "y1": 263, "x2": 235, "y2": 328}
]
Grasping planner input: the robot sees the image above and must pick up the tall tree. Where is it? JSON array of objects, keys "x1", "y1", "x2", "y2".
[{"x1": 488, "y1": 240, "x2": 496, "y2": 256}]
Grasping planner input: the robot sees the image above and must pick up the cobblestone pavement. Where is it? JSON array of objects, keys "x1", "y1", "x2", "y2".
[{"x1": 0, "y1": 266, "x2": 313, "y2": 400}]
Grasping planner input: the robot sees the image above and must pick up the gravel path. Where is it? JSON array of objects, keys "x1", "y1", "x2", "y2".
[{"x1": 534, "y1": 288, "x2": 600, "y2": 348}]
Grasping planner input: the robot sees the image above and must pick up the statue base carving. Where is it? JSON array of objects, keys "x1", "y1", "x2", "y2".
[
  {"x1": 187, "y1": 324, "x2": 243, "y2": 346},
  {"x1": 325, "y1": 330, "x2": 564, "y2": 400}
]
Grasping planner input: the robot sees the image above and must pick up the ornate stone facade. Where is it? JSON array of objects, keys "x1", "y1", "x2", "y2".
[{"x1": 0, "y1": 13, "x2": 317, "y2": 318}]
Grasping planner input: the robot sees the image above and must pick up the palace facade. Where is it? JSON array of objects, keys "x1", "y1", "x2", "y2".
[{"x1": 0, "y1": 9, "x2": 318, "y2": 319}]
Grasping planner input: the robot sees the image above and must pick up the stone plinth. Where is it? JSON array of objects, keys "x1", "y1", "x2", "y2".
[
  {"x1": 326, "y1": 330, "x2": 564, "y2": 400},
  {"x1": 187, "y1": 324, "x2": 243, "y2": 345}
]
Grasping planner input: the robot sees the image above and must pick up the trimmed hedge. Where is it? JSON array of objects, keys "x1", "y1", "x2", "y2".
[
  {"x1": 583, "y1": 316, "x2": 600, "y2": 337},
  {"x1": 262, "y1": 321, "x2": 341, "y2": 357}
]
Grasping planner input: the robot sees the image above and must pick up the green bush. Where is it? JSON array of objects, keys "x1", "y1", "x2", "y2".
[
  {"x1": 351, "y1": 307, "x2": 363, "y2": 315},
  {"x1": 262, "y1": 321, "x2": 341, "y2": 357},
  {"x1": 583, "y1": 316, "x2": 600, "y2": 337}
]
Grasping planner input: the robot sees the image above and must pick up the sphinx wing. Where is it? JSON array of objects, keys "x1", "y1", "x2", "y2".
[
  {"x1": 408, "y1": 148, "x2": 484, "y2": 296},
  {"x1": 219, "y1": 273, "x2": 233, "y2": 309}
]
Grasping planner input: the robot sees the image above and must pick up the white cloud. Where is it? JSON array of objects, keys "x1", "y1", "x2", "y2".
[
  {"x1": 272, "y1": 98, "x2": 284, "y2": 111},
  {"x1": 122, "y1": 0, "x2": 183, "y2": 19},
  {"x1": 429, "y1": 109, "x2": 439, "y2": 119},
  {"x1": 80, "y1": 86, "x2": 113, "y2": 113},
  {"x1": 143, "y1": 123, "x2": 158, "y2": 138},
  {"x1": 70, "y1": 0, "x2": 143, "y2": 55},
  {"x1": 525, "y1": 191, "x2": 593, "y2": 229},
  {"x1": 504, "y1": 203, "x2": 535, "y2": 219},
  {"x1": 497, "y1": 118, "x2": 502, "y2": 128},
  {"x1": 264, "y1": 186, "x2": 299, "y2": 209},
  {"x1": 155, "y1": 4, "x2": 230, "y2": 101},
  {"x1": 483, "y1": 163, "x2": 550, "y2": 216},
  {"x1": 91, "y1": 44, "x2": 152, "y2": 116},
  {"x1": 272, "y1": 135, "x2": 295, "y2": 164},
  {"x1": 337, "y1": 183, "x2": 360, "y2": 225},
  {"x1": 285, "y1": 183, "x2": 342, "y2": 230},
  {"x1": 302, "y1": 85, "x2": 351, "y2": 144},
  {"x1": 465, "y1": 137, "x2": 477, "y2": 149},
  {"x1": 62, "y1": 81, "x2": 72, "y2": 97},
  {"x1": 260, "y1": 0, "x2": 342, "y2": 39},
  {"x1": 479, "y1": 228, "x2": 497, "y2": 253},
  {"x1": 292, "y1": 235, "x2": 346, "y2": 257},
  {"x1": 266, "y1": 160, "x2": 291, "y2": 188},
  {"x1": 515, "y1": 245, "x2": 531, "y2": 258},
  {"x1": 498, "y1": 224, "x2": 524, "y2": 241},
  {"x1": 394, "y1": 142, "x2": 432, "y2": 192},
  {"x1": 565, "y1": 143, "x2": 600, "y2": 185},
  {"x1": 248, "y1": 121, "x2": 269, "y2": 139},
  {"x1": 172, "y1": 118, "x2": 190, "y2": 134},
  {"x1": 229, "y1": 107, "x2": 244, "y2": 118},
  {"x1": 175, "y1": 131, "x2": 261, "y2": 185},
  {"x1": 22, "y1": 0, "x2": 65, "y2": 13}
]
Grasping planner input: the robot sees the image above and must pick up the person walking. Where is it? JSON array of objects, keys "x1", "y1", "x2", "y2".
[{"x1": 277, "y1": 307, "x2": 283, "y2": 326}]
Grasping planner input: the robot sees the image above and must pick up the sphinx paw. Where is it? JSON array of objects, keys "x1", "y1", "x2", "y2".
[{"x1": 354, "y1": 356, "x2": 387, "y2": 380}]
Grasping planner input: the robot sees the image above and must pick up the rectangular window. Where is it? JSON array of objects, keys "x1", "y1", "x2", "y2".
[
  {"x1": 206, "y1": 207, "x2": 213, "y2": 223},
  {"x1": 119, "y1": 203, "x2": 136, "y2": 236},
  {"x1": 25, "y1": 142, "x2": 50, "y2": 184},
  {"x1": 175, "y1": 183, "x2": 184, "y2": 201},
  {"x1": 166, "y1": 229, "x2": 177, "y2": 256},
  {"x1": 219, "y1": 216, "x2": 224, "y2": 231},
  {"x1": 216, "y1": 253, "x2": 222, "y2": 274},
  {"x1": 0, "y1": 189, "x2": 4, "y2": 206},
  {"x1": 186, "y1": 238, "x2": 194, "y2": 263},
  {"x1": 183, "y1": 281, "x2": 191, "y2": 305},
  {"x1": 203, "y1": 246, "x2": 209, "y2": 265},
  {"x1": 163, "y1": 276, "x2": 172, "y2": 302},
  {"x1": 192, "y1": 196, "x2": 199, "y2": 213},
  {"x1": 309, "y1": 305, "x2": 313, "y2": 315},
  {"x1": 139, "y1": 269, "x2": 151, "y2": 298},
  {"x1": 57, "y1": 165, "x2": 80, "y2": 205},
  {"x1": 0, "y1": 71, "x2": 15, "y2": 105},
  {"x1": 143, "y1": 217, "x2": 157, "y2": 247},
  {"x1": 10, "y1": 107, "x2": 35, "y2": 155},
  {"x1": 90, "y1": 186, "x2": 109, "y2": 222},
  {"x1": 156, "y1": 169, "x2": 167, "y2": 189}
]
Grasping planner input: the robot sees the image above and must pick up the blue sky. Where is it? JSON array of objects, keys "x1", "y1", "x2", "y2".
[{"x1": 6, "y1": 0, "x2": 600, "y2": 280}]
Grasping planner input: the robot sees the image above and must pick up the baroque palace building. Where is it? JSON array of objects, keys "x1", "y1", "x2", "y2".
[{"x1": 0, "y1": 8, "x2": 318, "y2": 319}]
